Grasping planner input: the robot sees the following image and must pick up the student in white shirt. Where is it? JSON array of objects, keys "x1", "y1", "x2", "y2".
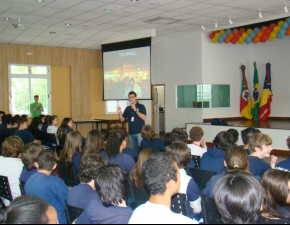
[
  {"x1": 0, "y1": 136, "x2": 24, "y2": 206},
  {"x1": 129, "y1": 153, "x2": 198, "y2": 224},
  {"x1": 47, "y1": 115, "x2": 59, "y2": 145},
  {"x1": 187, "y1": 126, "x2": 207, "y2": 157}
]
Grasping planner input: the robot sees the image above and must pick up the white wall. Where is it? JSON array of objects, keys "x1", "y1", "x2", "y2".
[{"x1": 151, "y1": 32, "x2": 290, "y2": 131}]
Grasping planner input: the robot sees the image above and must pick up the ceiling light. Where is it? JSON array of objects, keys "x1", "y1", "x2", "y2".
[
  {"x1": 258, "y1": 10, "x2": 263, "y2": 18},
  {"x1": 201, "y1": 23, "x2": 205, "y2": 30},
  {"x1": 36, "y1": 0, "x2": 45, "y2": 2},
  {"x1": 228, "y1": 17, "x2": 233, "y2": 25},
  {"x1": 214, "y1": 20, "x2": 218, "y2": 28},
  {"x1": 65, "y1": 23, "x2": 72, "y2": 26},
  {"x1": 4, "y1": 17, "x2": 11, "y2": 21},
  {"x1": 104, "y1": 8, "x2": 113, "y2": 12},
  {"x1": 13, "y1": 18, "x2": 25, "y2": 30},
  {"x1": 284, "y1": 4, "x2": 289, "y2": 13},
  {"x1": 131, "y1": 0, "x2": 139, "y2": 2}
]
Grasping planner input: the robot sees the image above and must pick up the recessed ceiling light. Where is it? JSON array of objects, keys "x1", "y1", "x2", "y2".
[
  {"x1": 36, "y1": 0, "x2": 45, "y2": 2},
  {"x1": 131, "y1": 0, "x2": 139, "y2": 2},
  {"x1": 49, "y1": 32, "x2": 56, "y2": 34},
  {"x1": 65, "y1": 23, "x2": 72, "y2": 26},
  {"x1": 104, "y1": 8, "x2": 113, "y2": 12},
  {"x1": 4, "y1": 17, "x2": 12, "y2": 21}
]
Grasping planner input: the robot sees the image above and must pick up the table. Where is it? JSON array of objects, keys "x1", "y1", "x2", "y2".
[
  {"x1": 73, "y1": 120, "x2": 103, "y2": 131},
  {"x1": 94, "y1": 118, "x2": 128, "y2": 133}
]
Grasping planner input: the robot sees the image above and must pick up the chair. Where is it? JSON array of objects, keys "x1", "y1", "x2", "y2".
[
  {"x1": 187, "y1": 168, "x2": 217, "y2": 191},
  {"x1": 45, "y1": 133, "x2": 63, "y2": 156},
  {"x1": 258, "y1": 215, "x2": 290, "y2": 224},
  {"x1": 64, "y1": 200, "x2": 84, "y2": 224},
  {"x1": 127, "y1": 176, "x2": 150, "y2": 210},
  {"x1": 19, "y1": 180, "x2": 25, "y2": 195},
  {"x1": 171, "y1": 193, "x2": 189, "y2": 217},
  {"x1": 191, "y1": 155, "x2": 201, "y2": 169},
  {"x1": 0, "y1": 176, "x2": 13, "y2": 209},
  {"x1": 201, "y1": 194, "x2": 223, "y2": 224},
  {"x1": 56, "y1": 160, "x2": 79, "y2": 186}
]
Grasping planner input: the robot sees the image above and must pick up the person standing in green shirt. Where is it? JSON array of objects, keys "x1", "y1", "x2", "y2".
[{"x1": 30, "y1": 95, "x2": 44, "y2": 118}]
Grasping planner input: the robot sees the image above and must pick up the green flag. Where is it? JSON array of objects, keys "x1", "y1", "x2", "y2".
[{"x1": 251, "y1": 63, "x2": 260, "y2": 120}]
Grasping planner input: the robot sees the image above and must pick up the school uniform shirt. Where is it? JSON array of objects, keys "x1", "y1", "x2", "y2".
[
  {"x1": 47, "y1": 125, "x2": 59, "y2": 145},
  {"x1": 24, "y1": 172, "x2": 69, "y2": 224},
  {"x1": 122, "y1": 147, "x2": 139, "y2": 158},
  {"x1": 129, "y1": 201, "x2": 198, "y2": 224},
  {"x1": 72, "y1": 151, "x2": 82, "y2": 176},
  {"x1": 248, "y1": 156, "x2": 271, "y2": 177},
  {"x1": 15, "y1": 129, "x2": 35, "y2": 145},
  {"x1": 67, "y1": 183, "x2": 99, "y2": 209},
  {"x1": 140, "y1": 138, "x2": 166, "y2": 151},
  {"x1": 276, "y1": 157, "x2": 290, "y2": 172},
  {"x1": 200, "y1": 147, "x2": 226, "y2": 174},
  {"x1": 20, "y1": 167, "x2": 56, "y2": 183},
  {"x1": 76, "y1": 199, "x2": 133, "y2": 224},
  {"x1": 187, "y1": 144, "x2": 207, "y2": 157}
]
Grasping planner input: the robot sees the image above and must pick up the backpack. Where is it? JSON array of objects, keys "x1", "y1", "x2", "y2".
[{"x1": 211, "y1": 118, "x2": 228, "y2": 126}]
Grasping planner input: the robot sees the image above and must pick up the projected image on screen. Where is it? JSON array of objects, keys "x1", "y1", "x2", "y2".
[{"x1": 102, "y1": 38, "x2": 151, "y2": 100}]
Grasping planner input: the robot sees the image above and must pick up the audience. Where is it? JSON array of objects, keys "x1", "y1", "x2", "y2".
[
  {"x1": 60, "y1": 131, "x2": 83, "y2": 177},
  {"x1": 163, "y1": 132, "x2": 172, "y2": 146},
  {"x1": 0, "y1": 111, "x2": 5, "y2": 124},
  {"x1": 57, "y1": 117, "x2": 73, "y2": 145},
  {"x1": 100, "y1": 129, "x2": 110, "y2": 145},
  {"x1": 75, "y1": 165, "x2": 133, "y2": 224},
  {"x1": 82, "y1": 130, "x2": 104, "y2": 158},
  {"x1": 30, "y1": 116, "x2": 40, "y2": 139},
  {"x1": 0, "y1": 136, "x2": 24, "y2": 205},
  {"x1": 166, "y1": 141, "x2": 201, "y2": 220},
  {"x1": 130, "y1": 148, "x2": 158, "y2": 188},
  {"x1": 213, "y1": 171, "x2": 263, "y2": 224},
  {"x1": 241, "y1": 127, "x2": 261, "y2": 155},
  {"x1": 15, "y1": 117, "x2": 40, "y2": 145},
  {"x1": 275, "y1": 136, "x2": 290, "y2": 171},
  {"x1": 118, "y1": 130, "x2": 139, "y2": 159},
  {"x1": 43, "y1": 115, "x2": 50, "y2": 132},
  {"x1": 20, "y1": 143, "x2": 45, "y2": 182},
  {"x1": 25, "y1": 149, "x2": 69, "y2": 224},
  {"x1": 5, "y1": 117, "x2": 18, "y2": 136},
  {"x1": 37, "y1": 115, "x2": 46, "y2": 132},
  {"x1": 171, "y1": 127, "x2": 188, "y2": 143},
  {"x1": 227, "y1": 128, "x2": 239, "y2": 145},
  {"x1": 47, "y1": 115, "x2": 59, "y2": 145},
  {"x1": 248, "y1": 133, "x2": 277, "y2": 177},
  {"x1": 140, "y1": 125, "x2": 166, "y2": 151},
  {"x1": 187, "y1": 126, "x2": 207, "y2": 157},
  {"x1": 129, "y1": 153, "x2": 198, "y2": 224},
  {"x1": 261, "y1": 169, "x2": 290, "y2": 220},
  {"x1": 67, "y1": 153, "x2": 108, "y2": 209},
  {"x1": 99, "y1": 132, "x2": 135, "y2": 174},
  {"x1": 203, "y1": 145, "x2": 255, "y2": 198},
  {"x1": 200, "y1": 131, "x2": 233, "y2": 174},
  {"x1": 0, "y1": 195, "x2": 58, "y2": 224},
  {"x1": 0, "y1": 114, "x2": 12, "y2": 136}
]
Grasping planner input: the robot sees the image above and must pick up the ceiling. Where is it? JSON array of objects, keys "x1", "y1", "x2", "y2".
[{"x1": 1, "y1": 0, "x2": 290, "y2": 50}]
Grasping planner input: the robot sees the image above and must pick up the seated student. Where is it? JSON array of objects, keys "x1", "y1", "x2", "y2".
[
  {"x1": 214, "y1": 171, "x2": 263, "y2": 224},
  {"x1": 47, "y1": 115, "x2": 59, "y2": 145},
  {"x1": 67, "y1": 153, "x2": 108, "y2": 209},
  {"x1": 25, "y1": 149, "x2": 69, "y2": 224},
  {"x1": 203, "y1": 145, "x2": 257, "y2": 199},
  {"x1": 130, "y1": 148, "x2": 158, "y2": 188},
  {"x1": 75, "y1": 165, "x2": 133, "y2": 224},
  {"x1": 129, "y1": 153, "x2": 198, "y2": 224},
  {"x1": 101, "y1": 129, "x2": 110, "y2": 145},
  {"x1": 82, "y1": 130, "x2": 104, "y2": 158},
  {"x1": 140, "y1": 125, "x2": 166, "y2": 151},
  {"x1": 5, "y1": 117, "x2": 19, "y2": 136},
  {"x1": 261, "y1": 169, "x2": 290, "y2": 220},
  {"x1": 43, "y1": 115, "x2": 50, "y2": 133},
  {"x1": 60, "y1": 131, "x2": 83, "y2": 177},
  {"x1": 187, "y1": 126, "x2": 207, "y2": 157},
  {"x1": 171, "y1": 127, "x2": 188, "y2": 143},
  {"x1": 20, "y1": 143, "x2": 45, "y2": 182},
  {"x1": 166, "y1": 142, "x2": 201, "y2": 220},
  {"x1": 0, "y1": 111, "x2": 5, "y2": 124},
  {"x1": 241, "y1": 127, "x2": 261, "y2": 155},
  {"x1": 29, "y1": 116, "x2": 39, "y2": 139},
  {"x1": 118, "y1": 130, "x2": 139, "y2": 159},
  {"x1": 248, "y1": 133, "x2": 277, "y2": 177},
  {"x1": 0, "y1": 136, "x2": 24, "y2": 206},
  {"x1": 0, "y1": 195, "x2": 58, "y2": 224},
  {"x1": 164, "y1": 132, "x2": 172, "y2": 147},
  {"x1": 37, "y1": 115, "x2": 46, "y2": 132},
  {"x1": 200, "y1": 131, "x2": 233, "y2": 174},
  {"x1": 99, "y1": 132, "x2": 135, "y2": 174},
  {"x1": 275, "y1": 136, "x2": 290, "y2": 171},
  {"x1": 21, "y1": 114, "x2": 29, "y2": 130},
  {"x1": 0, "y1": 114, "x2": 12, "y2": 136},
  {"x1": 15, "y1": 117, "x2": 41, "y2": 145},
  {"x1": 227, "y1": 128, "x2": 239, "y2": 145}
]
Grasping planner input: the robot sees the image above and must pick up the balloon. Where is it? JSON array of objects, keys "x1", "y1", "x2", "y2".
[
  {"x1": 264, "y1": 28, "x2": 272, "y2": 35},
  {"x1": 286, "y1": 17, "x2": 290, "y2": 24},
  {"x1": 220, "y1": 30, "x2": 225, "y2": 34},
  {"x1": 234, "y1": 32, "x2": 241, "y2": 39},
  {"x1": 261, "y1": 33, "x2": 268, "y2": 40},
  {"x1": 224, "y1": 37, "x2": 231, "y2": 43},
  {"x1": 254, "y1": 27, "x2": 260, "y2": 33},
  {"x1": 212, "y1": 37, "x2": 218, "y2": 43},
  {"x1": 239, "y1": 28, "x2": 246, "y2": 34},
  {"x1": 287, "y1": 26, "x2": 290, "y2": 31},
  {"x1": 221, "y1": 33, "x2": 227, "y2": 39},
  {"x1": 277, "y1": 33, "x2": 285, "y2": 39},
  {"x1": 209, "y1": 33, "x2": 214, "y2": 39},
  {"x1": 246, "y1": 36, "x2": 252, "y2": 43},
  {"x1": 233, "y1": 29, "x2": 239, "y2": 34},
  {"x1": 278, "y1": 21, "x2": 284, "y2": 28},
  {"x1": 228, "y1": 33, "x2": 234, "y2": 39},
  {"x1": 231, "y1": 37, "x2": 238, "y2": 44},
  {"x1": 215, "y1": 33, "x2": 221, "y2": 38},
  {"x1": 273, "y1": 26, "x2": 280, "y2": 33},
  {"x1": 261, "y1": 26, "x2": 268, "y2": 31},
  {"x1": 269, "y1": 23, "x2": 277, "y2": 30},
  {"x1": 252, "y1": 39, "x2": 259, "y2": 44},
  {"x1": 218, "y1": 37, "x2": 224, "y2": 43},
  {"x1": 260, "y1": 38, "x2": 267, "y2": 43},
  {"x1": 249, "y1": 32, "x2": 256, "y2": 38},
  {"x1": 256, "y1": 31, "x2": 263, "y2": 37},
  {"x1": 286, "y1": 30, "x2": 290, "y2": 36},
  {"x1": 279, "y1": 28, "x2": 286, "y2": 35},
  {"x1": 247, "y1": 29, "x2": 253, "y2": 34},
  {"x1": 242, "y1": 33, "x2": 248, "y2": 39},
  {"x1": 238, "y1": 38, "x2": 244, "y2": 44},
  {"x1": 253, "y1": 36, "x2": 260, "y2": 43},
  {"x1": 268, "y1": 36, "x2": 276, "y2": 41},
  {"x1": 245, "y1": 39, "x2": 251, "y2": 44},
  {"x1": 270, "y1": 31, "x2": 277, "y2": 38},
  {"x1": 282, "y1": 22, "x2": 289, "y2": 29},
  {"x1": 226, "y1": 29, "x2": 232, "y2": 34}
]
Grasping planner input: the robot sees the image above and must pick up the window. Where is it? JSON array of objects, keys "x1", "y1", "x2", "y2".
[
  {"x1": 9, "y1": 64, "x2": 51, "y2": 116},
  {"x1": 106, "y1": 100, "x2": 129, "y2": 114}
]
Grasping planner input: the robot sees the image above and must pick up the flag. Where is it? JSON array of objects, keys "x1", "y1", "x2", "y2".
[
  {"x1": 259, "y1": 63, "x2": 273, "y2": 120},
  {"x1": 251, "y1": 62, "x2": 260, "y2": 120},
  {"x1": 240, "y1": 65, "x2": 252, "y2": 120}
]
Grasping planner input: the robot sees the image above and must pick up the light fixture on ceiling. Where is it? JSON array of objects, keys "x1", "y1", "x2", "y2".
[
  {"x1": 104, "y1": 8, "x2": 113, "y2": 12},
  {"x1": 258, "y1": 10, "x2": 263, "y2": 18},
  {"x1": 4, "y1": 17, "x2": 11, "y2": 21},
  {"x1": 13, "y1": 18, "x2": 25, "y2": 30},
  {"x1": 228, "y1": 16, "x2": 233, "y2": 25},
  {"x1": 65, "y1": 23, "x2": 72, "y2": 26},
  {"x1": 201, "y1": 23, "x2": 205, "y2": 30},
  {"x1": 284, "y1": 4, "x2": 289, "y2": 13},
  {"x1": 131, "y1": 0, "x2": 139, "y2": 2},
  {"x1": 214, "y1": 20, "x2": 218, "y2": 28},
  {"x1": 36, "y1": 0, "x2": 45, "y2": 2}
]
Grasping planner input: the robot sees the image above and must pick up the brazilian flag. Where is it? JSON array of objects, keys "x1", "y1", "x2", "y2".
[{"x1": 251, "y1": 63, "x2": 260, "y2": 120}]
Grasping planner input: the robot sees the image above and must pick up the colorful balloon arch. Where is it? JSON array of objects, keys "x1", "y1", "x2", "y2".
[{"x1": 209, "y1": 17, "x2": 290, "y2": 44}]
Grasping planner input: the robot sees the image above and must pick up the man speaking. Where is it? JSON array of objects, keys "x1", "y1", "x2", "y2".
[{"x1": 118, "y1": 91, "x2": 146, "y2": 152}]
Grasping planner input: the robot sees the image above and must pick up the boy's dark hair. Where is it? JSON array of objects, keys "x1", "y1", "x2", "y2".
[
  {"x1": 34, "y1": 95, "x2": 39, "y2": 98},
  {"x1": 171, "y1": 128, "x2": 188, "y2": 143},
  {"x1": 287, "y1": 136, "x2": 290, "y2": 149},
  {"x1": 100, "y1": 129, "x2": 110, "y2": 142},
  {"x1": 214, "y1": 171, "x2": 263, "y2": 224},
  {"x1": 0, "y1": 111, "x2": 5, "y2": 115},
  {"x1": 142, "y1": 153, "x2": 178, "y2": 195},
  {"x1": 227, "y1": 128, "x2": 239, "y2": 144},
  {"x1": 2, "y1": 136, "x2": 24, "y2": 158},
  {"x1": 128, "y1": 91, "x2": 137, "y2": 97},
  {"x1": 21, "y1": 143, "x2": 44, "y2": 170},
  {"x1": 163, "y1": 132, "x2": 172, "y2": 146},
  {"x1": 166, "y1": 141, "x2": 191, "y2": 168},
  {"x1": 37, "y1": 149, "x2": 56, "y2": 171},
  {"x1": 189, "y1": 126, "x2": 204, "y2": 142},
  {"x1": 241, "y1": 127, "x2": 261, "y2": 145},
  {"x1": 213, "y1": 131, "x2": 234, "y2": 150},
  {"x1": 78, "y1": 153, "x2": 108, "y2": 183},
  {"x1": 0, "y1": 195, "x2": 50, "y2": 224},
  {"x1": 105, "y1": 133, "x2": 123, "y2": 158},
  {"x1": 17, "y1": 117, "x2": 27, "y2": 127},
  {"x1": 94, "y1": 165, "x2": 128, "y2": 207}
]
